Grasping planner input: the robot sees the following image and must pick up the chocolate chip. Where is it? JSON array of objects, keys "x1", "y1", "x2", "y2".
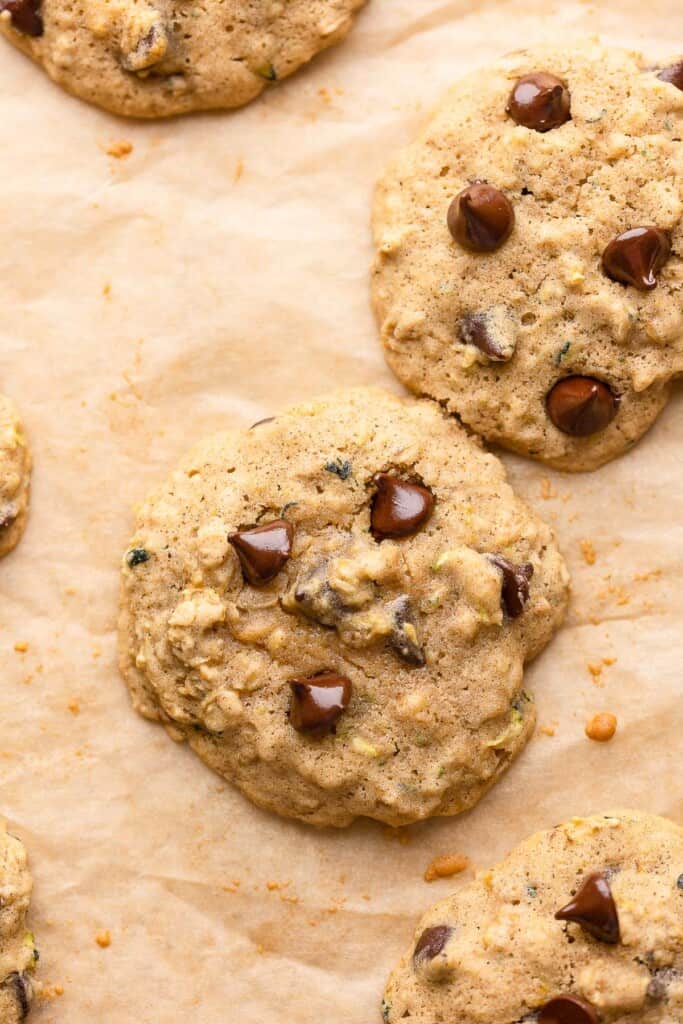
[
  {"x1": 546, "y1": 376, "x2": 618, "y2": 437},
  {"x1": 602, "y1": 226, "x2": 671, "y2": 291},
  {"x1": 120, "y1": 21, "x2": 168, "y2": 73},
  {"x1": 538, "y1": 996, "x2": 597, "y2": 1024},
  {"x1": 249, "y1": 416, "x2": 275, "y2": 430},
  {"x1": 677, "y1": 873, "x2": 683, "y2": 890},
  {"x1": 0, "y1": 504, "x2": 17, "y2": 531},
  {"x1": 387, "y1": 596, "x2": 425, "y2": 666},
  {"x1": 555, "y1": 870, "x2": 620, "y2": 944},
  {"x1": 371, "y1": 475, "x2": 434, "y2": 541},
  {"x1": 1, "y1": 973, "x2": 31, "y2": 1021},
  {"x1": 413, "y1": 925, "x2": 452, "y2": 964},
  {"x1": 658, "y1": 61, "x2": 683, "y2": 91},
  {"x1": 126, "y1": 547, "x2": 150, "y2": 568},
  {"x1": 447, "y1": 182, "x2": 515, "y2": 253},
  {"x1": 288, "y1": 672, "x2": 352, "y2": 735},
  {"x1": 0, "y1": 0, "x2": 43, "y2": 36},
  {"x1": 507, "y1": 72, "x2": 571, "y2": 132},
  {"x1": 229, "y1": 519, "x2": 293, "y2": 585},
  {"x1": 459, "y1": 307, "x2": 517, "y2": 361},
  {"x1": 488, "y1": 555, "x2": 533, "y2": 618}
]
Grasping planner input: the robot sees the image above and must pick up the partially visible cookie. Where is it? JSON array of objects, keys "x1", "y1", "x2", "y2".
[
  {"x1": 0, "y1": 824, "x2": 38, "y2": 1023},
  {"x1": 119, "y1": 388, "x2": 568, "y2": 827},
  {"x1": 0, "y1": 396, "x2": 31, "y2": 559},
  {"x1": 383, "y1": 810, "x2": 683, "y2": 1024},
  {"x1": 0, "y1": 0, "x2": 366, "y2": 118},
  {"x1": 372, "y1": 42, "x2": 683, "y2": 471}
]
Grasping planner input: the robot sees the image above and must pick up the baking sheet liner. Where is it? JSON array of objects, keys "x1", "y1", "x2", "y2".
[{"x1": 1, "y1": 1, "x2": 682, "y2": 1019}]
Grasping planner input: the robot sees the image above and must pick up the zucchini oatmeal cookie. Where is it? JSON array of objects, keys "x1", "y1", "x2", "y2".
[
  {"x1": 383, "y1": 810, "x2": 683, "y2": 1024},
  {"x1": 372, "y1": 43, "x2": 683, "y2": 471},
  {"x1": 0, "y1": 824, "x2": 38, "y2": 1023},
  {"x1": 0, "y1": 0, "x2": 366, "y2": 118},
  {"x1": 119, "y1": 389, "x2": 568, "y2": 827},
  {"x1": 0, "y1": 396, "x2": 31, "y2": 559}
]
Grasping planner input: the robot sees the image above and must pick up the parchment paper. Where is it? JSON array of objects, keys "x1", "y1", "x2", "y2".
[{"x1": 1, "y1": 2, "x2": 682, "y2": 1020}]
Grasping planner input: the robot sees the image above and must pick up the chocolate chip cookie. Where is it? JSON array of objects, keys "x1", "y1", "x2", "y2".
[
  {"x1": 0, "y1": 396, "x2": 31, "y2": 559},
  {"x1": 119, "y1": 388, "x2": 568, "y2": 827},
  {"x1": 0, "y1": 0, "x2": 366, "y2": 117},
  {"x1": 0, "y1": 825, "x2": 38, "y2": 1023},
  {"x1": 372, "y1": 43, "x2": 683, "y2": 471},
  {"x1": 383, "y1": 810, "x2": 683, "y2": 1023}
]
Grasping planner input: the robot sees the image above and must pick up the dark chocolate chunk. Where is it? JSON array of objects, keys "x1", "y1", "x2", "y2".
[
  {"x1": 126, "y1": 547, "x2": 150, "y2": 568},
  {"x1": 447, "y1": 181, "x2": 515, "y2": 253},
  {"x1": 677, "y1": 873, "x2": 683, "y2": 890},
  {"x1": 538, "y1": 996, "x2": 598, "y2": 1024},
  {"x1": 658, "y1": 61, "x2": 683, "y2": 91},
  {"x1": 488, "y1": 555, "x2": 533, "y2": 618},
  {"x1": 413, "y1": 925, "x2": 452, "y2": 964},
  {"x1": 0, "y1": 504, "x2": 17, "y2": 531},
  {"x1": 229, "y1": 519, "x2": 293, "y2": 586},
  {"x1": 288, "y1": 672, "x2": 352, "y2": 736},
  {"x1": 1, "y1": 973, "x2": 31, "y2": 1020},
  {"x1": 0, "y1": 0, "x2": 43, "y2": 36},
  {"x1": 459, "y1": 309, "x2": 515, "y2": 361},
  {"x1": 546, "y1": 377, "x2": 618, "y2": 437},
  {"x1": 555, "y1": 870, "x2": 620, "y2": 944},
  {"x1": 602, "y1": 226, "x2": 671, "y2": 291},
  {"x1": 506, "y1": 72, "x2": 571, "y2": 131},
  {"x1": 371, "y1": 474, "x2": 434, "y2": 541}
]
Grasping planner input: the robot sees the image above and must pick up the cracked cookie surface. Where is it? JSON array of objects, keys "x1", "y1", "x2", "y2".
[
  {"x1": 119, "y1": 388, "x2": 568, "y2": 827},
  {"x1": 0, "y1": 825, "x2": 38, "y2": 1024},
  {"x1": 383, "y1": 810, "x2": 683, "y2": 1024},
  {"x1": 0, "y1": 396, "x2": 31, "y2": 560},
  {"x1": 0, "y1": 0, "x2": 366, "y2": 118},
  {"x1": 372, "y1": 43, "x2": 683, "y2": 471}
]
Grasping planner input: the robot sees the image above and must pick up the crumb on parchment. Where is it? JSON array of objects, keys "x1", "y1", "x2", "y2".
[
  {"x1": 424, "y1": 854, "x2": 470, "y2": 882},
  {"x1": 585, "y1": 712, "x2": 618, "y2": 742},
  {"x1": 105, "y1": 140, "x2": 133, "y2": 158},
  {"x1": 14, "y1": 641, "x2": 28, "y2": 653},
  {"x1": 580, "y1": 539, "x2": 596, "y2": 565},
  {"x1": 95, "y1": 929, "x2": 111, "y2": 948}
]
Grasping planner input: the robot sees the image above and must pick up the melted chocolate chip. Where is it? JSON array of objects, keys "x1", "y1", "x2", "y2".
[
  {"x1": 658, "y1": 61, "x2": 683, "y2": 91},
  {"x1": 538, "y1": 996, "x2": 597, "y2": 1024},
  {"x1": 0, "y1": 0, "x2": 42, "y2": 35},
  {"x1": 229, "y1": 519, "x2": 293, "y2": 585},
  {"x1": 288, "y1": 672, "x2": 352, "y2": 735},
  {"x1": 2, "y1": 973, "x2": 31, "y2": 1020},
  {"x1": 447, "y1": 182, "x2": 515, "y2": 253},
  {"x1": 459, "y1": 309, "x2": 514, "y2": 361},
  {"x1": 371, "y1": 475, "x2": 434, "y2": 541},
  {"x1": 555, "y1": 870, "x2": 620, "y2": 944},
  {"x1": 507, "y1": 72, "x2": 571, "y2": 132},
  {"x1": 387, "y1": 596, "x2": 425, "y2": 666},
  {"x1": 546, "y1": 377, "x2": 618, "y2": 437},
  {"x1": 488, "y1": 555, "x2": 533, "y2": 618},
  {"x1": 413, "y1": 925, "x2": 452, "y2": 964},
  {"x1": 602, "y1": 226, "x2": 671, "y2": 291}
]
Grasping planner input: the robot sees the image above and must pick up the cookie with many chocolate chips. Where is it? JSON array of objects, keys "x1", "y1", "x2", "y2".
[
  {"x1": 0, "y1": 0, "x2": 366, "y2": 118},
  {"x1": 119, "y1": 388, "x2": 568, "y2": 827},
  {"x1": 372, "y1": 42, "x2": 683, "y2": 471},
  {"x1": 0, "y1": 824, "x2": 38, "y2": 1023},
  {"x1": 383, "y1": 811, "x2": 683, "y2": 1023},
  {"x1": 0, "y1": 396, "x2": 31, "y2": 560}
]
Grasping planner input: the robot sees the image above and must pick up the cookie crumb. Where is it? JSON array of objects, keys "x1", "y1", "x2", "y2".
[
  {"x1": 95, "y1": 929, "x2": 111, "y2": 948},
  {"x1": 539, "y1": 478, "x2": 557, "y2": 500},
  {"x1": 233, "y1": 158, "x2": 244, "y2": 184},
  {"x1": 13, "y1": 641, "x2": 28, "y2": 653},
  {"x1": 539, "y1": 723, "x2": 556, "y2": 737},
  {"x1": 105, "y1": 140, "x2": 133, "y2": 159},
  {"x1": 67, "y1": 699, "x2": 80, "y2": 715},
  {"x1": 580, "y1": 539, "x2": 596, "y2": 565},
  {"x1": 424, "y1": 854, "x2": 469, "y2": 882},
  {"x1": 585, "y1": 712, "x2": 617, "y2": 742}
]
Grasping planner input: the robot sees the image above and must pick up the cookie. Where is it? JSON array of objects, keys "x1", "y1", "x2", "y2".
[
  {"x1": 372, "y1": 43, "x2": 683, "y2": 471},
  {"x1": 119, "y1": 388, "x2": 568, "y2": 827},
  {"x1": 0, "y1": 0, "x2": 366, "y2": 118},
  {"x1": 0, "y1": 396, "x2": 31, "y2": 559},
  {"x1": 0, "y1": 824, "x2": 38, "y2": 1023},
  {"x1": 383, "y1": 810, "x2": 683, "y2": 1024}
]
